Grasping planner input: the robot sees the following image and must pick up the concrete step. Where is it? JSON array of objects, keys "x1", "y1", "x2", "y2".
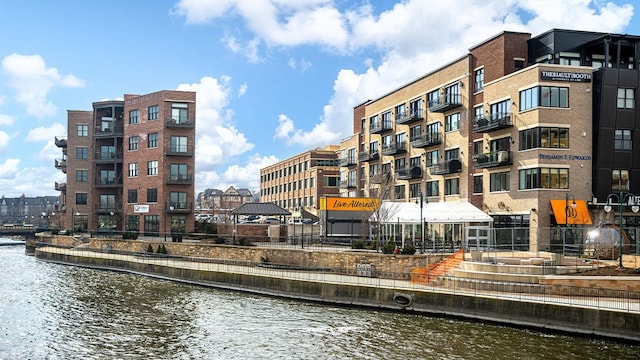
[{"x1": 448, "y1": 267, "x2": 541, "y2": 284}]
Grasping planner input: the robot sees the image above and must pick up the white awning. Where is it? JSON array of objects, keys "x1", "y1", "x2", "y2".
[{"x1": 371, "y1": 201, "x2": 493, "y2": 224}]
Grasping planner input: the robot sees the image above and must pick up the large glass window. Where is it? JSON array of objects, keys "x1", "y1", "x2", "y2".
[
  {"x1": 518, "y1": 168, "x2": 568, "y2": 189},
  {"x1": 426, "y1": 180, "x2": 439, "y2": 197},
  {"x1": 426, "y1": 150, "x2": 439, "y2": 166},
  {"x1": 474, "y1": 67, "x2": 484, "y2": 92},
  {"x1": 410, "y1": 125, "x2": 422, "y2": 141},
  {"x1": 99, "y1": 170, "x2": 115, "y2": 184},
  {"x1": 445, "y1": 178, "x2": 459, "y2": 195},
  {"x1": 490, "y1": 172, "x2": 510, "y2": 192},
  {"x1": 75, "y1": 193, "x2": 87, "y2": 205},
  {"x1": 394, "y1": 185, "x2": 405, "y2": 200},
  {"x1": 170, "y1": 136, "x2": 188, "y2": 153},
  {"x1": 520, "y1": 86, "x2": 568, "y2": 111},
  {"x1": 171, "y1": 103, "x2": 189, "y2": 123},
  {"x1": 126, "y1": 215, "x2": 139, "y2": 232},
  {"x1": 144, "y1": 215, "x2": 159, "y2": 237},
  {"x1": 612, "y1": 169, "x2": 629, "y2": 191},
  {"x1": 614, "y1": 129, "x2": 632, "y2": 151},
  {"x1": 617, "y1": 88, "x2": 635, "y2": 109},
  {"x1": 519, "y1": 127, "x2": 569, "y2": 150},
  {"x1": 170, "y1": 164, "x2": 188, "y2": 181},
  {"x1": 170, "y1": 192, "x2": 188, "y2": 209}
]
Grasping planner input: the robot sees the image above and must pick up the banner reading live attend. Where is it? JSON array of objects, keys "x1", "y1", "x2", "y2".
[{"x1": 320, "y1": 197, "x2": 380, "y2": 211}]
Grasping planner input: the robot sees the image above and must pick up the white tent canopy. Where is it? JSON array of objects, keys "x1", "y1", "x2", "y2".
[{"x1": 371, "y1": 201, "x2": 493, "y2": 224}]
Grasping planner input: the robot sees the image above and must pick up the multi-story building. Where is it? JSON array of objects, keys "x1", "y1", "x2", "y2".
[
  {"x1": 340, "y1": 29, "x2": 640, "y2": 252},
  {"x1": 54, "y1": 90, "x2": 196, "y2": 237},
  {"x1": 259, "y1": 146, "x2": 340, "y2": 217},
  {"x1": 197, "y1": 186, "x2": 253, "y2": 213}
]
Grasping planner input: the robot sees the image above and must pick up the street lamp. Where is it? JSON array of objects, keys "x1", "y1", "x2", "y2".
[
  {"x1": 604, "y1": 185, "x2": 639, "y2": 268},
  {"x1": 416, "y1": 192, "x2": 426, "y2": 254},
  {"x1": 564, "y1": 194, "x2": 577, "y2": 254}
]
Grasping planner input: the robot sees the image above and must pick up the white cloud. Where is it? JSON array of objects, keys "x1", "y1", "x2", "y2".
[
  {"x1": 196, "y1": 154, "x2": 279, "y2": 194},
  {"x1": 27, "y1": 123, "x2": 65, "y2": 142},
  {"x1": 0, "y1": 158, "x2": 20, "y2": 179},
  {"x1": 238, "y1": 82, "x2": 248, "y2": 97},
  {"x1": 0, "y1": 114, "x2": 15, "y2": 126},
  {"x1": 176, "y1": 76, "x2": 255, "y2": 175},
  {"x1": 2, "y1": 53, "x2": 85, "y2": 118},
  {"x1": 287, "y1": 57, "x2": 312, "y2": 71}
]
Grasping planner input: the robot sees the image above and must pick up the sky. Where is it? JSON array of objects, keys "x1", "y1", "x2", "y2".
[{"x1": 0, "y1": 0, "x2": 638, "y2": 199}]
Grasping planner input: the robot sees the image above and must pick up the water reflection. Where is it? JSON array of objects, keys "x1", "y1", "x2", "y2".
[{"x1": 1, "y1": 245, "x2": 639, "y2": 359}]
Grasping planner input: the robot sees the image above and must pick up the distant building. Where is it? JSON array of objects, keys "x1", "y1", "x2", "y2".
[
  {"x1": 197, "y1": 186, "x2": 253, "y2": 213},
  {"x1": 54, "y1": 90, "x2": 197, "y2": 237},
  {"x1": 0, "y1": 195, "x2": 59, "y2": 226},
  {"x1": 259, "y1": 146, "x2": 341, "y2": 217}
]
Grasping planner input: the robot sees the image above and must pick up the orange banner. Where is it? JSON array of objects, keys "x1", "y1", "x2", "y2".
[{"x1": 321, "y1": 197, "x2": 379, "y2": 211}]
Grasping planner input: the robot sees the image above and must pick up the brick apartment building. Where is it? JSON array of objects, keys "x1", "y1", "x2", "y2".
[
  {"x1": 259, "y1": 146, "x2": 340, "y2": 218},
  {"x1": 54, "y1": 90, "x2": 196, "y2": 238},
  {"x1": 339, "y1": 29, "x2": 640, "y2": 252}
]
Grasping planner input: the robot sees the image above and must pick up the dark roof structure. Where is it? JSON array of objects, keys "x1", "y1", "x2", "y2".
[{"x1": 230, "y1": 202, "x2": 290, "y2": 216}]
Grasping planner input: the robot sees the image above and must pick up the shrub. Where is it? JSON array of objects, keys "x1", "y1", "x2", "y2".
[
  {"x1": 401, "y1": 243, "x2": 416, "y2": 255},
  {"x1": 213, "y1": 237, "x2": 226, "y2": 244},
  {"x1": 381, "y1": 240, "x2": 396, "y2": 254},
  {"x1": 147, "y1": 244, "x2": 154, "y2": 253},
  {"x1": 351, "y1": 240, "x2": 365, "y2": 249},
  {"x1": 260, "y1": 255, "x2": 269, "y2": 263},
  {"x1": 161, "y1": 244, "x2": 167, "y2": 254}
]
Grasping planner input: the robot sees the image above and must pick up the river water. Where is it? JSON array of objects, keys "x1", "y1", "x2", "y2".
[{"x1": 1, "y1": 244, "x2": 639, "y2": 359}]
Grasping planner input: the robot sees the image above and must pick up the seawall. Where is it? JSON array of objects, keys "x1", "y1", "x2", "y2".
[{"x1": 34, "y1": 246, "x2": 640, "y2": 343}]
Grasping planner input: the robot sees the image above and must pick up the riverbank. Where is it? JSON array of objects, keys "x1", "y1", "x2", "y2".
[{"x1": 32, "y1": 240, "x2": 640, "y2": 344}]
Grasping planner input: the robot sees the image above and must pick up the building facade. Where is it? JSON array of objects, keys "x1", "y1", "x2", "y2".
[
  {"x1": 339, "y1": 29, "x2": 640, "y2": 252},
  {"x1": 197, "y1": 186, "x2": 253, "y2": 213},
  {"x1": 259, "y1": 146, "x2": 341, "y2": 217},
  {"x1": 55, "y1": 90, "x2": 197, "y2": 237}
]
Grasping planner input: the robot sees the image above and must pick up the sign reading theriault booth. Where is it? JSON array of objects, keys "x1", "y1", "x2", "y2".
[{"x1": 540, "y1": 71, "x2": 592, "y2": 82}]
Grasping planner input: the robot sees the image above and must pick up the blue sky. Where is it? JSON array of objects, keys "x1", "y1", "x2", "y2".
[{"x1": 0, "y1": 0, "x2": 638, "y2": 198}]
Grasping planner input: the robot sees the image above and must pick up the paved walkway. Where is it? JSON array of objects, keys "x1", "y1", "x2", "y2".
[{"x1": 37, "y1": 246, "x2": 640, "y2": 313}]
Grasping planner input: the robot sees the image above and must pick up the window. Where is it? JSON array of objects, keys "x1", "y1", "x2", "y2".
[
  {"x1": 518, "y1": 168, "x2": 569, "y2": 190},
  {"x1": 519, "y1": 127, "x2": 569, "y2": 150},
  {"x1": 520, "y1": 86, "x2": 568, "y2": 111},
  {"x1": 369, "y1": 163, "x2": 379, "y2": 176},
  {"x1": 445, "y1": 83, "x2": 461, "y2": 104},
  {"x1": 394, "y1": 185, "x2": 405, "y2": 200},
  {"x1": 410, "y1": 125, "x2": 422, "y2": 141},
  {"x1": 394, "y1": 157, "x2": 406, "y2": 171},
  {"x1": 99, "y1": 195, "x2": 116, "y2": 210},
  {"x1": 171, "y1": 103, "x2": 188, "y2": 123},
  {"x1": 148, "y1": 133, "x2": 158, "y2": 148},
  {"x1": 170, "y1": 164, "x2": 188, "y2": 181},
  {"x1": 426, "y1": 122, "x2": 440, "y2": 139},
  {"x1": 170, "y1": 192, "x2": 188, "y2": 209},
  {"x1": 612, "y1": 170, "x2": 629, "y2": 191},
  {"x1": 144, "y1": 215, "x2": 159, "y2": 236},
  {"x1": 171, "y1": 136, "x2": 188, "y2": 153},
  {"x1": 147, "y1": 160, "x2": 158, "y2": 175},
  {"x1": 474, "y1": 105, "x2": 483, "y2": 122},
  {"x1": 325, "y1": 176, "x2": 339, "y2": 187},
  {"x1": 129, "y1": 136, "x2": 139, "y2": 151},
  {"x1": 75, "y1": 193, "x2": 87, "y2": 205},
  {"x1": 474, "y1": 67, "x2": 484, "y2": 92},
  {"x1": 126, "y1": 215, "x2": 139, "y2": 232},
  {"x1": 445, "y1": 178, "x2": 459, "y2": 195},
  {"x1": 445, "y1": 112, "x2": 460, "y2": 132},
  {"x1": 99, "y1": 170, "x2": 115, "y2": 185},
  {"x1": 491, "y1": 99, "x2": 510, "y2": 118},
  {"x1": 617, "y1": 88, "x2": 635, "y2": 109},
  {"x1": 409, "y1": 183, "x2": 421, "y2": 198},
  {"x1": 445, "y1": 148, "x2": 459, "y2": 161},
  {"x1": 148, "y1": 105, "x2": 159, "y2": 120},
  {"x1": 128, "y1": 189, "x2": 138, "y2": 203},
  {"x1": 382, "y1": 163, "x2": 391, "y2": 175},
  {"x1": 75, "y1": 170, "x2": 88, "y2": 182},
  {"x1": 395, "y1": 103, "x2": 406, "y2": 119},
  {"x1": 490, "y1": 172, "x2": 510, "y2": 192},
  {"x1": 77, "y1": 124, "x2": 88, "y2": 137},
  {"x1": 147, "y1": 188, "x2": 158, "y2": 203},
  {"x1": 473, "y1": 175, "x2": 483, "y2": 194},
  {"x1": 514, "y1": 58, "x2": 525, "y2": 71},
  {"x1": 409, "y1": 99, "x2": 422, "y2": 117},
  {"x1": 426, "y1": 181, "x2": 439, "y2": 197},
  {"x1": 76, "y1": 147, "x2": 88, "y2": 160},
  {"x1": 410, "y1": 156, "x2": 421, "y2": 169},
  {"x1": 128, "y1": 163, "x2": 138, "y2": 177},
  {"x1": 129, "y1": 109, "x2": 139, "y2": 124},
  {"x1": 427, "y1": 90, "x2": 439, "y2": 108},
  {"x1": 615, "y1": 130, "x2": 632, "y2": 151},
  {"x1": 473, "y1": 141, "x2": 483, "y2": 156},
  {"x1": 426, "y1": 150, "x2": 439, "y2": 166}
]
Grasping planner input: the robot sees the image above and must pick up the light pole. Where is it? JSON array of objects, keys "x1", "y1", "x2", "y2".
[
  {"x1": 604, "y1": 185, "x2": 639, "y2": 268},
  {"x1": 564, "y1": 194, "x2": 577, "y2": 255},
  {"x1": 416, "y1": 192, "x2": 426, "y2": 254}
]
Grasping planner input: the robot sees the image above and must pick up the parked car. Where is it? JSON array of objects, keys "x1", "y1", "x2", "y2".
[{"x1": 261, "y1": 217, "x2": 282, "y2": 224}]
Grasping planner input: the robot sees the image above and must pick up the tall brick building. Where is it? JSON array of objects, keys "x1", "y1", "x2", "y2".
[
  {"x1": 55, "y1": 90, "x2": 196, "y2": 238},
  {"x1": 339, "y1": 29, "x2": 640, "y2": 251}
]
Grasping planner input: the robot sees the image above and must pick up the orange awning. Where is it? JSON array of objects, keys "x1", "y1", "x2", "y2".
[{"x1": 550, "y1": 199, "x2": 592, "y2": 225}]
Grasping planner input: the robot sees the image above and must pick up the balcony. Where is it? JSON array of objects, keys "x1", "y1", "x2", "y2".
[
  {"x1": 95, "y1": 205, "x2": 119, "y2": 214},
  {"x1": 428, "y1": 94, "x2": 462, "y2": 113},
  {"x1": 358, "y1": 150, "x2": 379, "y2": 162},
  {"x1": 381, "y1": 141, "x2": 407, "y2": 156},
  {"x1": 339, "y1": 156, "x2": 357, "y2": 167},
  {"x1": 395, "y1": 109, "x2": 424, "y2": 125},
  {"x1": 54, "y1": 159, "x2": 67, "y2": 173},
  {"x1": 474, "y1": 150, "x2": 512, "y2": 169},
  {"x1": 473, "y1": 113, "x2": 513, "y2": 133},
  {"x1": 166, "y1": 202, "x2": 192, "y2": 213},
  {"x1": 94, "y1": 125, "x2": 124, "y2": 138},
  {"x1": 165, "y1": 117, "x2": 195, "y2": 128},
  {"x1": 94, "y1": 151, "x2": 123, "y2": 163},
  {"x1": 55, "y1": 136, "x2": 67, "y2": 148},
  {"x1": 166, "y1": 174, "x2": 193, "y2": 185},
  {"x1": 339, "y1": 180, "x2": 358, "y2": 189},
  {"x1": 166, "y1": 144, "x2": 194, "y2": 157},
  {"x1": 369, "y1": 120, "x2": 392, "y2": 134},
  {"x1": 94, "y1": 177, "x2": 122, "y2": 187},
  {"x1": 395, "y1": 166, "x2": 422, "y2": 180},
  {"x1": 370, "y1": 172, "x2": 393, "y2": 184},
  {"x1": 55, "y1": 182, "x2": 67, "y2": 192},
  {"x1": 428, "y1": 159, "x2": 462, "y2": 175},
  {"x1": 410, "y1": 132, "x2": 441, "y2": 148}
]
